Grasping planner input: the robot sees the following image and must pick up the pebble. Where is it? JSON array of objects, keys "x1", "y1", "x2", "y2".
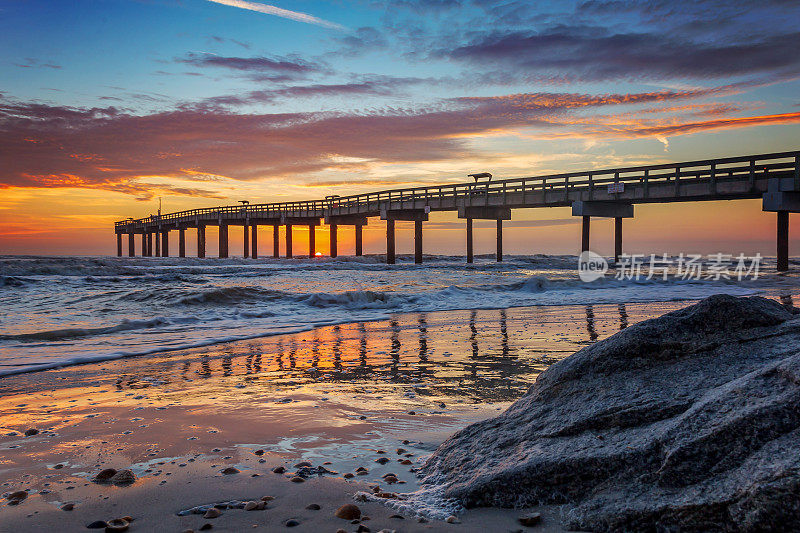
[
  {"x1": 446, "y1": 515, "x2": 459, "y2": 523},
  {"x1": 92, "y1": 468, "x2": 117, "y2": 482},
  {"x1": 383, "y1": 475, "x2": 398, "y2": 484},
  {"x1": 305, "y1": 503, "x2": 321, "y2": 510},
  {"x1": 110, "y1": 469, "x2": 136, "y2": 485},
  {"x1": 203, "y1": 508, "x2": 222, "y2": 519},
  {"x1": 105, "y1": 517, "x2": 130, "y2": 532},
  {"x1": 356, "y1": 526, "x2": 371, "y2": 533},
  {"x1": 285, "y1": 519, "x2": 300, "y2": 527},
  {"x1": 272, "y1": 466, "x2": 286, "y2": 474},
  {"x1": 343, "y1": 473, "x2": 355, "y2": 479},
  {"x1": 6, "y1": 490, "x2": 28, "y2": 504},
  {"x1": 243, "y1": 501, "x2": 258, "y2": 511},
  {"x1": 396, "y1": 448, "x2": 406, "y2": 455},
  {"x1": 389, "y1": 514, "x2": 404, "y2": 519},
  {"x1": 335, "y1": 504, "x2": 361, "y2": 520},
  {"x1": 336, "y1": 530, "x2": 347, "y2": 533},
  {"x1": 261, "y1": 496, "x2": 275, "y2": 502},
  {"x1": 518, "y1": 512, "x2": 542, "y2": 527},
  {"x1": 290, "y1": 476, "x2": 305, "y2": 483},
  {"x1": 254, "y1": 450, "x2": 264, "y2": 456},
  {"x1": 221, "y1": 467, "x2": 240, "y2": 475},
  {"x1": 60, "y1": 503, "x2": 74, "y2": 511},
  {"x1": 86, "y1": 521, "x2": 107, "y2": 529},
  {"x1": 24, "y1": 428, "x2": 39, "y2": 437},
  {"x1": 375, "y1": 457, "x2": 390, "y2": 465},
  {"x1": 399, "y1": 460, "x2": 412, "y2": 465},
  {"x1": 199, "y1": 524, "x2": 213, "y2": 531},
  {"x1": 294, "y1": 461, "x2": 312, "y2": 468}
]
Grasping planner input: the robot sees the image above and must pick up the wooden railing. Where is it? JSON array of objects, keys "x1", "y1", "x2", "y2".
[{"x1": 116, "y1": 151, "x2": 800, "y2": 228}]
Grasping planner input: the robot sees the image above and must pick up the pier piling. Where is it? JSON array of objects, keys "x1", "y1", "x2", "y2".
[
  {"x1": 386, "y1": 219, "x2": 396, "y2": 264},
  {"x1": 496, "y1": 219, "x2": 503, "y2": 262},
  {"x1": 286, "y1": 224, "x2": 293, "y2": 259},
  {"x1": 197, "y1": 225, "x2": 205, "y2": 258},
  {"x1": 614, "y1": 217, "x2": 623, "y2": 264},
  {"x1": 273, "y1": 225, "x2": 279, "y2": 258},
  {"x1": 778, "y1": 211, "x2": 789, "y2": 271},
  {"x1": 355, "y1": 224, "x2": 363, "y2": 256},
  {"x1": 330, "y1": 224, "x2": 338, "y2": 258},
  {"x1": 127, "y1": 233, "x2": 134, "y2": 257},
  {"x1": 466, "y1": 218, "x2": 473, "y2": 263},
  {"x1": 251, "y1": 224, "x2": 258, "y2": 259},
  {"x1": 117, "y1": 234, "x2": 122, "y2": 257},
  {"x1": 415, "y1": 220, "x2": 423, "y2": 264},
  {"x1": 243, "y1": 224, "x2": 250, "y2": 259},
  {"x1": 161, "y1": 230, "x2": 169, "y2": 257},
  {"x1": 178, "y1": 228, "x2": 186, "y2": 258},
  {"x1": 219, "y1": 224, "x2": 228, "y2": 258},
  {"x1": 309, "y1": 224, "x2": 316, "y2": 258}
]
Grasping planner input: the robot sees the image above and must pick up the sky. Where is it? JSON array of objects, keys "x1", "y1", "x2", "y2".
[{"x1": 2, "y1": 0, "x2": 800, "y2": 257}]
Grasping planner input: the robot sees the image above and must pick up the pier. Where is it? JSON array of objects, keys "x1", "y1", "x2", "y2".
[{"x1": 115, "y1": 151, "x2": 800, "y2": 270}]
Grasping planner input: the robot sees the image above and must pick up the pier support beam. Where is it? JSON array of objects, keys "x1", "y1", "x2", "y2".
[
  {"x1": 178, "y1": 228, "x2": 186, "y2": 258},
  {"x1": 309, "y1": 224, "x2": 316, "y2": 258},
  {"x1": 251, "y1": 224, "x2": 258, "y2": 259},
  {"x1": 197, "y1": 225, "x2": 205, "y2": 258},
  {"x1": 572, "y1": 201, "x2": 634, "y2": 256},
  {"x1": 286, "y1": 224, "x2": 293, "y2": 258},
  {"x1": 329, "y1": 224, "x2": 338, "y2": 258},
  {"x1": 117, "y1": 234, "x2": 122, "y2": 257},
  {"x1": 147, "y1": 232, "x2": 153, "y2": 257},
  {"x1": 219, "y1": 224, "x2": 228, "y2": 258},
  {"x1": 762, "y1": 184, "x2": 800, "y2": 271},
  {"x1": 355, "y1": 224, "x2": 363, "y2": 256},
  {"x1": 161, "y1": 230, "x2": 169, "y2": 257},
  {"x1": 155, "y1": 231, "x2": 161, "y2": 258},
  {"x1": 582, "y1": 216, "x2": 590, "y2": 253},
  {"x1": 273, "y1": 225, "x2": 280, "y2": 258},
  {"x1": 243, "y1": 224, "x2": 250, "y2": 259},
  {"x1": 415, "y1": 220, "x2": 423, "y2": 264},
  {"x1": 386, "y1": 219, "x2": 396, "y2": 264},
  {"x1": 778, "y1": 211, "x2": 789, "y2": 272},
  {"x1": 142, "y1": 233, "x2": 147, "y2": 256},
  {"x1": 466, "y1": 218, "x2": 473, "y2": 263},
  {"x1": 127, "y1": 233, "x2": 134, "y2": 257},
  {"x1": 496, "y1": 219, "x2": 503, "y2": 262}
]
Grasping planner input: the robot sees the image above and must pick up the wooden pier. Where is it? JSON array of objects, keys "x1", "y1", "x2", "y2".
[{"x1": 115, "y1": 151, "x2": 800, "y2": 270}]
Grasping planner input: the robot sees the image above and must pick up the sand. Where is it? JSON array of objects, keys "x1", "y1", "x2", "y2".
[{"x1": 0, "y1": 303, "x2": 687, "y2": 532}]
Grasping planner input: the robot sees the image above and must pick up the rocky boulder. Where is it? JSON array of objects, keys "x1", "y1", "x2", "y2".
[{"x1": 418, "y1": 295, "x2": 800, "y2": 531}]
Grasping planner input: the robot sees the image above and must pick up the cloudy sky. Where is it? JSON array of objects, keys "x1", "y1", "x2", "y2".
[{"x1": 2, "y1": 0, "x2": 800, "y2": 256}]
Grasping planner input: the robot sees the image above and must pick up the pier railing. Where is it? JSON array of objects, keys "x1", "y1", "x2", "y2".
[{"x1": 115, "y1": 151, "x2": 800, "y2": 229}]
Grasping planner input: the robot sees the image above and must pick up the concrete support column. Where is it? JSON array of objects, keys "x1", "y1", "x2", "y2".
[
  {"x1": 155, "y1": 231, "x2": 161, "y2": 257},
  {"x1": 219, "y1": 224, "x2": 228, "y2": 258},
  {"x1": 140, "y1": 233, "x2": 146, "y2": 256},
  {"x1": 197, "y1": 225, "x2": 205, "y2": 258},
  {"x1": 273, "y1": 225, "x2": 280, "y2": 258},
  {"x1": 414, "y1": 220, "x2": 423, "y2": 264},
  {"x1": 308, "y1": 224, "x2": 316, "y2": 258},
  {"x1": 329, "y1": 224, "x2": 338, "y2": 258},
  {"x1": 466, "y1": 218, "x2": 474, "y2": 263},
  {"x1": 128, "y1": 233, "x2": 135, "y2": 257},
  {"x1": 614, "y1": 217, "x2": 623, "y2": 264},
  {"x1": 355, "y1": 224, "x2": 363, "y2": 256},
  {"x1": 243, "y1": 224, "x2": 250, "y2": 259},
  {"x1": 386, "y1": 219, "x2": 396, "y2": 264},
  {"x1": 178, "y1": 229, "x2": 186, "y2": 258},
  {"x1": 286, "y1": 224, "x2": 293, "y2": 259},
  {"x1": 161, "y1": 231, "x2": 169, "y2": 257},
  {"x1": 496, "y1": 219, "x2": 503, "y2": 262},
  {"x1": 778, "y1": 211, "x2": 789, "y2": 272},
  {"x1": 251, "y1": 225, "x2": 258, "y2": 259},
  {"x1": 582, "y1": 216, "x2": 591, "y2": 252},
  {"x1": 147, "y1": 232, "x2": 153, "y2": 257},
  {"x1": 117, "y1": 234, "x2": 122, "y2": 257}
]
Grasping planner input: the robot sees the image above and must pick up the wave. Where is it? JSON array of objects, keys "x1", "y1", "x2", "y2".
[{"x1": 0, "y1": 317, "x2": 173, "y2": 342}]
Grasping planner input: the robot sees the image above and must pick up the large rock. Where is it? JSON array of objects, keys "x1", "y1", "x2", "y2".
[{"x1": 419, "y1": 295, "x2": 800, "y2": 531}]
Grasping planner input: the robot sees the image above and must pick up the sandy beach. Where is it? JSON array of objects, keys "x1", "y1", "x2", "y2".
[{"x1": 0, "y1": 302, "x2": 687, "y2": 532}]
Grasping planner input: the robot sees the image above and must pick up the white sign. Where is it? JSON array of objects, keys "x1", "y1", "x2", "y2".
[{"x1": 608, "y1": 182, "x2": 624, "y2": 194}]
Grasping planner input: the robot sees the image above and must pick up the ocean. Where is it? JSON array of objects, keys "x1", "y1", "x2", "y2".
[{"x1": 1, "y1": 254, "x2": 798, "y2": 377}]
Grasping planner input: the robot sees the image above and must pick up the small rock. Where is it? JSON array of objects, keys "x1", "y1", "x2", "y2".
[
  {"x1": 356, "y1": 526, "x2": 371, "y2": 533},
  {"x1": 203, "y1": 508, "x2": 222, "y2": 519},
  {"x1": 336, "y1": 530, "x2": 347, "y2": 533},
  {"x1": 272, "y1": 466, "x2": 286, "y2": 474},
  {"x1": 24, "y1": 428, "x2": 39, "y2": 436},
  {"x1": 254, "y1": 450, "x2": 264, "y2": 456},
  {"x1": 445, "y1": 515, "x2": 459, "y2": 523},
  {"x1": 261, "y1": 496, "x2": 275, "y2": 501},
  {"x1": 6, "y1": 490, "x2": 27, "y2": 504},
  {"x1": 92, "y1": 468, "x2": 117, "y2": 482},
  {"x1": 285, "y1": 519, "x2": 300, "y2": 527},
  {"x1": 294, "y1": 461, "x2": 312, "y2": 468},
  {"x1": 395, "y1": 448, "x2": 406, "y2": 455},
  {"x1": 86, "y1": 521, "x2": 108, "y2": 529},
  {"x1": 389, "y1": 514, "x2": 404, "y2": 519},
  {"x1": 110, "y1": 469, "x2": 136, "y2": 485},
  {"x1": 305, "y1": 503, "x2": 321, "y2": 510},
  {"x1": 61, "y1": 503, "x2": 75, "y2": 511},
  {"x1": 334, "y1": 504, "x2": 361, "y2": 520},
  {"x1": 199, "y1": 524, "x2": 213, "y2": 531},
  {"x1": 343, "y1": 473, "x2": 355, "y2": 479},
  {"x1": 221, "y1": 467, "x2": 239, "y2": 475},
  {"x1": 243, "y1": 501, "x2": 259, "y2": 511},
  {"x1": 518, "y1": 513, "x2": 542, "y2": 527},
  {"x1": 105, "y1": 517, "x2": 130, "y2": 532},
  {"x1": 383, "y1": 475, "x2": 398, "y2": 484},
  {"x1": 290, "y1": 476, "x2": 305, "y2": 483},
  {"x1": 399, "y1": 460, "x2": 412, "y2": 465},
  {"x1": 375, "y1": 457, "x2": 389, "y2": 465}
]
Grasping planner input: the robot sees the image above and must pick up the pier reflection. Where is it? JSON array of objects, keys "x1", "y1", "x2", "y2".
[{"x1": 105, "y1": 305, "x2": 644, "y2": 402}]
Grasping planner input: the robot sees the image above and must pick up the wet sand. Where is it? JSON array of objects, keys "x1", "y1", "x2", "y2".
[{"x1": 0, "y1": 302, "x2": 688, "y2": 532}]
